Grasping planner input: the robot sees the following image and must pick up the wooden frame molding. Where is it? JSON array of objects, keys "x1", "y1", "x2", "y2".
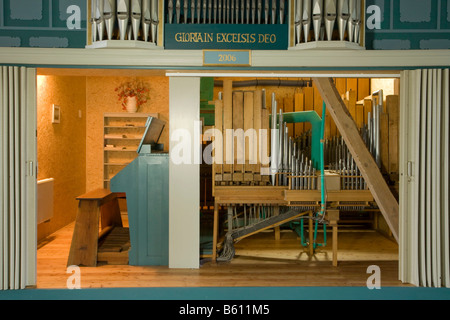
[{"x1": 312, "y1": 77, "x2": 399, "y2": 243}]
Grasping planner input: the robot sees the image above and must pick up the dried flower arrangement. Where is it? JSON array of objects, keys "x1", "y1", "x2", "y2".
[{"x1": 115, "y1": 78, "x2": 150, "y2": 111}]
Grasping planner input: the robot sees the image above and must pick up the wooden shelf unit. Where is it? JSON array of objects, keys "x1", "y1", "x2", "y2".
[{"x1": 103, "y1": 112, "x2": 159, "y2": 189}]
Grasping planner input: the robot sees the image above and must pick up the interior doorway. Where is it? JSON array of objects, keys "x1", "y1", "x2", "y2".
[{"x1": 34, "y1": 68, "x2": 403, "y2": 288}]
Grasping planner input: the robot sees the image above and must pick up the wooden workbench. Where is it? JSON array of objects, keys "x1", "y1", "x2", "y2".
[{"x1": 212, "y1": 185, "x2": 374, "y2": 266}]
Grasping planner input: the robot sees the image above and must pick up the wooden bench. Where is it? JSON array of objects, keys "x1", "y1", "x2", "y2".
[{"x1": 67, "y1": 188, "x2": 124, "y2": 267}]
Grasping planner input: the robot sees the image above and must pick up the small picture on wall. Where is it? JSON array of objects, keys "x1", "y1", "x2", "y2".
[{"x1": 52, "y1": 104, "x2": 60, "y2": 123}]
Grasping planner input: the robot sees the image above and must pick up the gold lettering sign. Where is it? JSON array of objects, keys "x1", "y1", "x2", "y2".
[{"x1": 175, "y1": 32, "x2": 276, "y2": 44}]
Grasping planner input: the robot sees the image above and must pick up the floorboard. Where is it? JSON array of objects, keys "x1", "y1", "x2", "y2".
[{"x1": 36, "y1": 217, "x2": 410, "y2": 289}]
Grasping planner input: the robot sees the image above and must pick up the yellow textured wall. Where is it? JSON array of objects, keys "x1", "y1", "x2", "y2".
[
  {"x1": 36, "y1": 75, "x2": 87, "y2": 242},
  {"x1": 85, "y1": 76, "x2": 169, "y2": 191}
]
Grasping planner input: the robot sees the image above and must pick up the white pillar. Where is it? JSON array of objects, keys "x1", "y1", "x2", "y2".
[{"x1": 168, "y1": 77, "x2": 200, "y2": 269}]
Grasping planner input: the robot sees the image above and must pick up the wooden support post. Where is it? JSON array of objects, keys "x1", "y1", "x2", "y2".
[
  {"x1": 244, "y1": 91, "x2": 254, "y2": 181},
  {"x1": 214, "y1": 100, "x2": 223, "y2": 183},
  {"x1": 223, "y1": 80, "x2": 233, "y2": 181},
  {"x1": 332, "y1": 223, "x2": 338, "y2": 267},
  {"x1": 313, "y1": 77, "x2": 399, "y2": 243},
  {"x1": 212, "y1": 201, "x2": 219, "y2": 262},
  {"x1": 233, "y1": 91, "x2": 244, "y2": 182},
  {"x1": 274, "y1": 206, "x2": 280, "y2": 240},
  {"x1": 327, "y1": 209, "x2": 339, "y2": 267},
  {"x1": 308, "y1": 211, "x2": 314, "y2": 256}
]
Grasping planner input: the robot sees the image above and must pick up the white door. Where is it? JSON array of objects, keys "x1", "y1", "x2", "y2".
[
  {"x1": 0, "y1": 66, "x2": 37, "y2": 290},
  {"x1": 399, "y1": 69, "x2": 449, "y2": 288}
]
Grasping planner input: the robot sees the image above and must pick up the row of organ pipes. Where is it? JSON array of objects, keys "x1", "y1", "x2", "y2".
[
  {"x1": 166, "y1": 0, "x2": 287, "y2": 24},
  {"x1": 214, "y1": 83, "x2": 388, "y2": 262},
  {"x1": 90, "y1": 0, "x2": 159, "y2": 43},
  {"x1": 89, "y1": 1, "x2": 362, "y2": 45},
  {"x1": 269, "y1": 89, "x2": 384, "y2": 193},
  {"x1": 294, "y1": 0, "x2": 362, "y2": 44}
]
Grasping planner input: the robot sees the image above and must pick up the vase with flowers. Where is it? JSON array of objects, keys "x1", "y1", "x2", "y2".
[{"x1": 115, "y1": 78, "x2": 150, "y2": 113}]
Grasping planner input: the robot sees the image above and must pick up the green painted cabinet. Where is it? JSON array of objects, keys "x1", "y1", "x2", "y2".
[{"x1": 110, "y1": 152, "x2": 169, "y2": 266}]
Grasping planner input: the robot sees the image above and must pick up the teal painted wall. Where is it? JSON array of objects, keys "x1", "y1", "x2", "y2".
[
  {"x1": 365, "y1": 0, "x2": 450, "y2": 49},
  {"x1": 0, "y1": 0, "x2": 86, "y2": 48},
  {"x1": 0, "y1": 0, "x2": 449, "y2": 50}
]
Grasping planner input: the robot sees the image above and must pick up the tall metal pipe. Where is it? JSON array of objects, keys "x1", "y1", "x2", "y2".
[
  {"x1": 142, "y1": 0, "x2": 151, "y2": 40},
  {"x1": 103, "y1": 0, "x2": 116, "y2": 40},
  {"x1": 130, "y1": 0, "x2": 141, "y2": 40},
  {"x1": 302, "y1": 0, "x2": 311, "y2": 42},
  {"x1": 150, "y1": 0, "x2": 158, "y2": 43},
  {"x1": 312, "y1": 0, "x2": 323, "y2": 41},
  {"x1": 337, "y1": 0, "x2": 349, "y2": 41},
  {"x1": 209, "y1": 0, "x2": 213, "y2": 23},
  {"x1": 257, "y1": 0, "x2": 262, "y2": 24},
  {"x1": 279, "y1": 0, "x2": 285, "y2": 24},
  {"x1": 324, "y1": 0, "x2": 336, "y2": 41},
  {"x1": 264, "y1": 0, "x2": 269, "y2": 24},
  {"x1": 91, "y1": 0, "x2": 98, "y2": 42},
  {"x1": 117, "y1": 0, "x2": 130, "y2": 40},
  {"x1": 347, "y1": 0, "x2": 357, "y2": 42},
  {"x1": 270, "y1": 93, "x2": 278, "y2": 185},
  {"x1": 353, "y1": 0, "x2": 361, "y2": 43},
  {"x1": 95, "y1": 0, "x2": 105, "y2": 41},
  {"x1": 175, "y1": 0, "x2": 181, "y2": 23},
  {"x1": 204, "y1": 0, "x2": 208, "y2": 23},
  {"x1": 271, "y1": 0, "x2": 277, "y2": 24},
  {"x1": 295, "y1": 0, "x2": 303, "y2": 44},
  {"x1": 167, "y1": 0, "x2": 174, "y2": 23}
]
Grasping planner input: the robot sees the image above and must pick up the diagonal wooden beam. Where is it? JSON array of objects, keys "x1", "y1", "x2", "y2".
[{"x1": 312, "y1": 77, "x2": 399, "y2": 243}]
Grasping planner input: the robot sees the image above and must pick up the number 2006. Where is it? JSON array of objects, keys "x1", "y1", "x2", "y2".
[{"x1": 218, "y1": 54, "x2": 237, "y2": 62}]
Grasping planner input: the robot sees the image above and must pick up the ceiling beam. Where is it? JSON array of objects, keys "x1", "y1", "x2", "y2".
[{"x1": 312, "y1": 77, "x2": 399, "y2": 243}]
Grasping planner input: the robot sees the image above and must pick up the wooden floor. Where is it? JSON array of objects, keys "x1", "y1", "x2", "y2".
[{"x1": 36, "y1": 217, "x2": 411, "y2": 289}]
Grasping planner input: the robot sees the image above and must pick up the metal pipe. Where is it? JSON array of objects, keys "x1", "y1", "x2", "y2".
[
  {"x1": 150, "y1": 0, "x2": 158, "y2": 43},
  {"x1": 279, "y1": 0, "x2": 285, "y2": 24},
  {"x1": 209, "y1": 0, "x2": 213, "y2": 23},
  {"x1": 257, "y1": 0, "x2": 262, "y2": 24},
  {"x1": 312, "y1": 0, "x2": 323, "y2": 41},
  {"x1": 117, "y1": 0, "x2": 130, "y2": 40},
  {"x1": 142, "y1": 0, "x2": 151, "y2": 41},
  {"x1": 95, "y1": 0, "x2": 105, "y2": 41},
  {"x1": 270, "y1": 93, "x2": 278, "y2": 185},
  {"x1": 278, "y1": 109, "x2": 284, "y2": 171},
  {"x1": 103, "y1": 0, "x2": 116, "y2": 40},
  {"x1": 295, "y1": 0, "x2": 303, "y2": 44},
  {"x1": 264, "y1": 0, "x2": 269, "y2": 24},
  {"x1": 337, "y1": 0, "x2": 349, "y2": 41},
  {"x1": 251, "y1": 0, "x2": 256, "y2": 23},
  {"x1": 324, "y1": 0, "x2": 336, "y2": 41},
  {"x1": 91, "y1": 0, "x2": 98, "y2": 42},
  {"x1": 184, "y1": 0, "x2": 189, "y2": 22},
  {"x1": 204, "y1": 0, "x2": 208, "y2": 23},
  {"x1": 347, "y1": 0, "x2": 356, "y2": 42},
  {"x1": 302, "y1": 0, "x2": 311, "y2": 42},
  {"x1": 214, "y1": 79, "x2": 311, "y2": 88},
  {"x1": 271, "y1": 0, "x2": 276, "y2": 24},
  {"x1": 167, "y1": 0, "x2": 173, "y2": 23},
  {"x1": 130, "y1": 0, "x2": 142, "y2": 40},
  {"x1": 175, "y1": 0, "x2": 181, "y2": 23},
  {"x1": 353, "y1": 0, "x2": 361, "y2": 43}
]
